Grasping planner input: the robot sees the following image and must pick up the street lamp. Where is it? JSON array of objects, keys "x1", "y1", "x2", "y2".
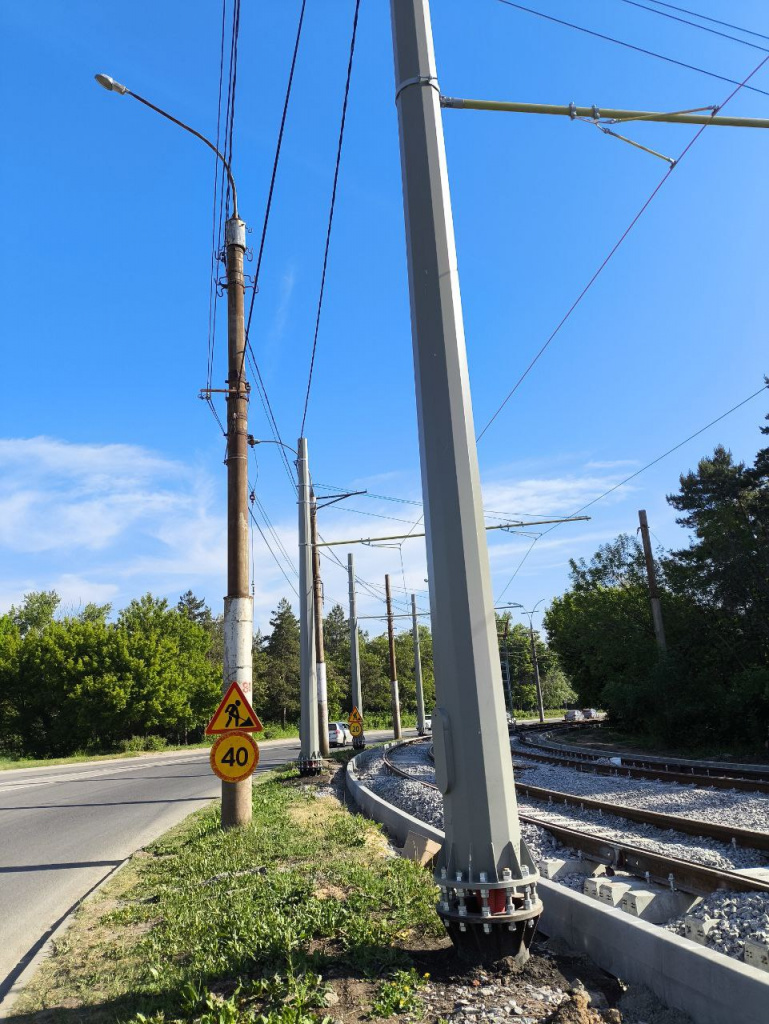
[
  {"x1": 95, "y1": 73, "x2": 251, "y2": 829},
  {"x1": 94, "y1": 74, "x2": 239, "y2": 216},
  {"x1": 520, "y1": 601, "x2": 546, "y2": 724}
]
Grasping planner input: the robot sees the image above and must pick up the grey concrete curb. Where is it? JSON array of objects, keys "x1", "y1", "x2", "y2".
[
  {"x1": 345, "y1": 749, "x2": 769, "y2": 1024},
  {"x1": 0, "y1": 857, "x2": 131, "y2": 1020}
]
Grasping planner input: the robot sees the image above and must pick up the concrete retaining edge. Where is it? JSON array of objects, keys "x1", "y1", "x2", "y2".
[{"x1": 346, "y1": 749, "x2": 769, "y2": 1024}]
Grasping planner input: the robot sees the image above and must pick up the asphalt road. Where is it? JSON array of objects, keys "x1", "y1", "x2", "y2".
[
  {"x1": 0, "y1": 728, "x2": 412, "y2": 1008},
  {"x1": 0, "y1": 739, "x2": 301, "y2": 1006}
]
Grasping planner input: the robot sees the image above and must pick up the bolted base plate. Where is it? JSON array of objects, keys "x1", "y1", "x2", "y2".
[
  {"x1": 297, "y1": 756, "x2": 323, "y2": 777},
  {"x1": 441, "y1": 913, "x2": 540, "y2": 964}
]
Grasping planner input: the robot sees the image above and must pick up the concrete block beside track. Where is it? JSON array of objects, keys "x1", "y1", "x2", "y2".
[{"x1": 346, "y1": 748, "x2": 769, "y2": 1024}]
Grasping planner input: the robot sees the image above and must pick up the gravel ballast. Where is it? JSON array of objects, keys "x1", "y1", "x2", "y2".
[
  {"x1": 511, "y1": 740, "x2": 769, "y2": 834},
  {"x1": 357, "y1": 743, "x2": 769, "y2": 964}
]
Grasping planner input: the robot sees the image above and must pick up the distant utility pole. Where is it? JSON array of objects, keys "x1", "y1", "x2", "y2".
[
  {"x1": 638, "y1": 509, "x2": 667, "y2": 653},
  {"x1": 298, "y1": 438, "x2": 321, "y2": 775},
  {"x1": 311, "y1": 494, "x2": 330, "y2": 756},
  {"x1": 501, "y1": 620, "x2": 513, "y2": 716},
  {"x1": 521, "y1": 602, "x2": 546, "y2": 725},
  {"x1": 412, "y1": 594, "x2": 426, "y2": 735},
  {"x1": 528, "y1": 622, "x2": 545, "y2": 725},
  {"x1": 390, "y1": 0, "x2": 540, "y2": 958},
  {"x1": 385, "y1": 575, "x2": 402, "y2": 739},
  {"x1": 348, "y1": 553, "x2": 365, "y2": 749}
]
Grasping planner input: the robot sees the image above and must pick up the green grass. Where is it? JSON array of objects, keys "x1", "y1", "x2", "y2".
[
  {"x1": 560, "y1": 724, "x2": 769, "y2": 763},
  {"x1": 11, "y1": 766, "x2": 445, "y2": 1024},
  {"x1": 0, "y1": 743, "x2": 213, "y2": 772}
]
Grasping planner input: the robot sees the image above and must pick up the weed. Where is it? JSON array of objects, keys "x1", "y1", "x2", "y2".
[
  {"x1": 368, "y1": 969, "x2": 427, "y2": 1018},
  {"x1": 14, "y1": 775, "x2": 444, "y2": 1023}
]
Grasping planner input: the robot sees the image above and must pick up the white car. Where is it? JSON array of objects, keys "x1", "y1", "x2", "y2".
[
  {"x1": 582, "y1": 708, "x2": 599, "y2": 720},
  {"x1": 564, "y1": 709, "x2": 584, "y2": 722},
  {"x1": 328, "y1": 722, "x2": 353, "y2": 747},
  {"x1": 423, "y1": 711, "x2": 432, "y2": 732}
]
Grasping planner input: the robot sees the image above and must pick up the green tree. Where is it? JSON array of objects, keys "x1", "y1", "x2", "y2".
[
  {"x1": 177, "y1": 590, "x2": 212, "y2": 625},
  {"x1": 262, "y1": 599, "x2": 301, "y2": 724},
  {"x1": 11, "y1": 590, "x2": 60, "y2": 635}
]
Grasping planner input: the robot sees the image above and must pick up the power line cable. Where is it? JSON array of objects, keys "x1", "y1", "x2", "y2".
[
  {"x1": 240, "y1": 0, "x2": 307, "y2": 389},
  {"x1": 476, "y1": 52, "x2": 769, "y2": 442},
  {"x1": 616, "y1": 0, "x2": 769, "y2": 52},
  {"x1": 248, "y1": 506, "x2": 300, "y2": 598},
  {"x1": 299, "y1": 0, "x2": 361, "y2": 436},
  {"x1": 494, "y1": 381, "x2": 769, "y2": 601},
  {"x1": 496, "y1": 1, "x2": 769, "y2": 98},
  {"x1": 645, "y1": 1, "x2": 769, "y2": 43}
]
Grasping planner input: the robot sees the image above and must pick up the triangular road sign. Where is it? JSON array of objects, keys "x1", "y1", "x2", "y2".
[
  {"x1": 206, "y1": 682, "x2": 263, "y2": 735},
  {"x1": 348, "y1": 706, "x2": 363, "y2": 726}
]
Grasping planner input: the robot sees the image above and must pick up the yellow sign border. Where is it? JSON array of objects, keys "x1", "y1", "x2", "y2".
[{"x1": 210, "y1": 730, "x2": 260, "y2": 783}]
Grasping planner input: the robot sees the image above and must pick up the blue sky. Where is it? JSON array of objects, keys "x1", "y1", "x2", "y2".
[{"x1": 1, "y1": 0, "x2": 767, "y2": 637}]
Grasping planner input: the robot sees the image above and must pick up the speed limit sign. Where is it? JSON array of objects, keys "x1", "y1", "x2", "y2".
[{"x1": 210, "y1": 731, "x2": 260, "y2": 783}]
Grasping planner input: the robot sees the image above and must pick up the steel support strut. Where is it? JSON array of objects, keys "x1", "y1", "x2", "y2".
[{"x1": 390, "y1": 0, "x2": 541, "y2": 959}]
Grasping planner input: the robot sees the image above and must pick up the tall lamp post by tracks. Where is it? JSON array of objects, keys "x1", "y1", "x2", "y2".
[{"x1": 94, "y1": 73, "x2": 254, "y2": 829}]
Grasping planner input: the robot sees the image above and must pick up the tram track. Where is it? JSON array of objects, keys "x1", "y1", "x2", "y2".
[
  {"x1": 516, "y1": 726, "x2": 769, "y2": 792},
  {"x1": 381, "y1": 739, "x2": 769, "y2": 898}
]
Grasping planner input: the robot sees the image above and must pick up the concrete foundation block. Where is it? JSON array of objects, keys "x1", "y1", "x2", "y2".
[
  {"x1": 583, "y1": 876, "x2": 602, "y2": 900},
  {"x1": 621, "y1": 888, "x2": 696, "y2": 924},
  {"x1": 685, "y1": 916, "x2": 717, "y2": 945},
  {"x1": 744, "y1": 939, "x2": 769, "y2": 974},
  {"x1": 599, "y1": 878, "x2": 643, "y2": 908},
  {"x1": 539, "y1": 857, "x2": 602, "y2": 881}
]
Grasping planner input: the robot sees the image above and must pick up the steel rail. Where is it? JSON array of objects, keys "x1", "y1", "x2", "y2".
[
  {"x1": 522, "y1": 727, "x2": 769, "y2": 781},
  {"x1": 518, "y1": 813, "x2": 769, "y2": 897},
  {"x1": 515, "y1": 781, "x2": 769, "y2": 853},
  {"x1": 514, "y1": 742, "x2": 769, "y2": 794}
]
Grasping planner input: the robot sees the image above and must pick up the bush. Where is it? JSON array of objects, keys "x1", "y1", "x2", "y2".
[{"x1": 118, "y1": 735, "x2": 168, "y2": 753}]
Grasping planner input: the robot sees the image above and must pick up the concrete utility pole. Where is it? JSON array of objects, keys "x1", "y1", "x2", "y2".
[
  {"x1": 348, "y1": 553, "x2": 365, "y2": 749},
  {"x1": 93, "y1": 73, "x2": 254, "y2": 830},
  {"x1": 221, "y1": 211, "x2": 254, "y2": 828},
  {"x1": 521, "y1": 603, "x2": 546, "y2": 725},
  {"x1": 385, "y1": 575, "x2": 402, "y2": 739},
  {"x1": 390, "y1": 0, "x2": 541, "y2": 957},
  {"x1": 638, "y1": 509, "x2": 667, "y2": 653},
  {"x1": 412, "y1": 594, "x2": 427, "y2": 735},
  {"x1": 298, "y1": 438, "x2": 321, "y2": 775},
  {"x1": 528, "y1": 623, "x2": 545, "y2": 725},
  {"x1": 311, "y1": 494, "x2": 330, "y2": 756}
]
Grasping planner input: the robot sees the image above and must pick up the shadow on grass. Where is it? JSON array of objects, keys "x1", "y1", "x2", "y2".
[{"x1": 3, "y1": 936, "x2": 453, "y2": 1024}]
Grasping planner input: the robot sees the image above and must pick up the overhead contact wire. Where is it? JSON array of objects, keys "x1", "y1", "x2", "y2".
[
  {"x1": 477, "y1": 52, "x2": 769, "y2": 442},
  {"x1": 495, "y1": 1, "x2": 769, "y2": 98},
  {"x1": 299, "y1": 0, "x2": 362, "y2": 437}
]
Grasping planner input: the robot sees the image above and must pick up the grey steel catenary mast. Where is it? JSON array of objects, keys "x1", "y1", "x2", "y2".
[{"x1": 389, "y1": 0, "x2": 541, "y2": 957}]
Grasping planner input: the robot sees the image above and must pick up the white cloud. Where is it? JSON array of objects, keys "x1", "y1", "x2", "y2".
[
  {"x1": 480, "y1": 474, "x2": 635, "y2": 518},
  {"x1": 585, "y1": 459, "x2": 640, "y2": 470}
]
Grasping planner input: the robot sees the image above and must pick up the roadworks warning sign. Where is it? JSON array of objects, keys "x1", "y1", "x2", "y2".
[
  {"x1": 206, "y1": 682, "x2": 264, "y2": 735},
  {"x1": 348, "y1": 706, "x2": 363, "y2": 726}
]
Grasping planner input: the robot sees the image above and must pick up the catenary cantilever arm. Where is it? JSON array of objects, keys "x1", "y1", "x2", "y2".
[{"x1": 440, "y1": 96, "x2": 769, "y2": 129}]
